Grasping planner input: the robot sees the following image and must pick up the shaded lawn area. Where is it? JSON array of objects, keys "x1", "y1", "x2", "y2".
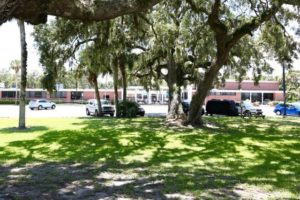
[{"x1": 0, "y1": 117, "x2": 299, "y2": 199}]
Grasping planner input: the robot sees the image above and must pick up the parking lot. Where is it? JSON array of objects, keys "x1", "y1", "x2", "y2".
[
  {"x1": 0, "y1": 104, "x2": 279, "y2": 119},
  {"x1": 0, "y1": 104, "x2": 169, "y2": 118}
]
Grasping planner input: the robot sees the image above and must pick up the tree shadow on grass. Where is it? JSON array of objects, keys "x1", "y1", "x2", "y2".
[
  {"x1": 0, "y1": 126, "x2": 49, "y2": 134},
  {"x1": 0, "y1": 117, "x2": 299, "y2": 199}
]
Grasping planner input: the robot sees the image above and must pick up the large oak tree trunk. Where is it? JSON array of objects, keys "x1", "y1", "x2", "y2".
[
  {"x1": 167, "y1": 86, "x2": 184, "y2": 120},
  {"x1": 187, "y1": 64, "x2": 222, "y2": 126},
  {"x1": 18, "y1": 19, "x2": 27, "y2": 129},
  {"x1": 166, "y1": 50, "x2": 185, "y2": 120}
]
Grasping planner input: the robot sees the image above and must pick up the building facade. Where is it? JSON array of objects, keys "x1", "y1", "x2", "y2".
[{"x1": 0, "y1": 80, "x2": 284, "y2": 104}]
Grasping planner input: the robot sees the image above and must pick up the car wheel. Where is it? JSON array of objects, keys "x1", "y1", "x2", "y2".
[
  {"x1": 276, "y1": 110, "x2": 281, "y2": 115},
  {"x1": 30, "y1": 108, "x2": 34, "y2": 110},
  {"x1": 52, "y1": 105, "x2": 56, "y2": 110},
  {"x1": 244, "y1": 111, "x2": 252, "y2": 118},
  {"x1": 94, "y1": 110, "x2": 98, "y2": 117},
  {"x1": 38, "y1": 105, "x2": 42, "y2": 110},
  {"x1": 86, "y1": 109, "x2": 90, "y2": 116},
  {"x1": 110, "y1": 113, "x2": 114, "y2": 117}
]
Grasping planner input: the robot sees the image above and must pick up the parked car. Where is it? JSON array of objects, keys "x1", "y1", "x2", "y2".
[
  {"x1": 237, "y1": 101, "x2": 264, "y2": 117},
  {"x1": 182, "y1": 101, "x2": 205, "y2": 115},
  {"x1": 137, "y1": 104, "x2": 145, "y2": 116},
  {"x1": 206, "y1": 99, "x2": 239, "y2": 116},
  {"x1": 28, "y1": 99, "x2": 56, "y2": 110},
  {"x1": 86, "y1": 99, "x2": 115, "y2": 116},
  {"x1": 274, "y1": 103, "x2": 300, "y2": 116}
]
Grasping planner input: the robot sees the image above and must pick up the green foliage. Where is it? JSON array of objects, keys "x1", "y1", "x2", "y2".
[
  {"x1": 279, "y1": 70, "x2": 300, "y2": 101},
  {"x1": 117, "y1": 101, "x2": 139, "y2": 118}
]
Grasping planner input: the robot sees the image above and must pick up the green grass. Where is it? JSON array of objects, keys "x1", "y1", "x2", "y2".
[{"x1": 0, "y1": 117, "x2": 299, "y2": 199}]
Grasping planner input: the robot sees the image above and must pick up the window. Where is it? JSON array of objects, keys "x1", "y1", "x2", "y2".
[
  {"x1": 50, "y1": 91, "x2": 67, "y2": 98},
  {"x1": 220, "y1": 92, "x2": 236, "y2": 96},
  {"x1": 263, "y1": 93, "x2": 274, "y2": 104},
  {"x1": 71, "y1": 92, "x2": 83, "y2": 100},
  {"x1": 241, "y1": 93, "x2": 251, "y2": 101},
  {"x1": 251, "y1": 93, "x2": 262, "y2": 103},
  {"x1": 34, "y1": 91, "x2": 43, "y2": 98},
  {"x1": 2, "y1": 91, "x2": 18, "y2": 98},
  {"x1": 210, "y1": 91, "x2": 236, "y2": 96},
  {"x1": 182, "y1": 92, "x2": 188, "y2": 100}
]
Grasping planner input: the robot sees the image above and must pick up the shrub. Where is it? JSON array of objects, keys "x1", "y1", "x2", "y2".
[
  {"x1": 0, "y1": 100, "x2": 30, "y2": 105},
  {"x1": 117, "y1": 101, "x2": 139, "y2": 118}
]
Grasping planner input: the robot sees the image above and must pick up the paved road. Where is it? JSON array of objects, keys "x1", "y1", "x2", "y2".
[{"x1": 0, "y1": 104, "x2": 276, "y2": 118}]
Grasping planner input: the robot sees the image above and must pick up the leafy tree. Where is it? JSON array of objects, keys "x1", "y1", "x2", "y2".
[
  {"x1": 279, "y1": 70, "x2": 300, "y2": 101},
  {"x1": 180, "y1": 0, "x2": 300, "y2": 126}
]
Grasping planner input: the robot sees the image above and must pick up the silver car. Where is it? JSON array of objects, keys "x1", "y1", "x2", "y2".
[
  {"x1": 237, "y1": 101, "x2": 264, "y2": 117},
  {"x1": 29, "y1": 99, "x2": 56, "y2": 110},
  {"x1": 86, "y1": 99, "x2": 115, "y2": 116}
]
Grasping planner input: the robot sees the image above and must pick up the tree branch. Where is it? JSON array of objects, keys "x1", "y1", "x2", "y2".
[{"x1": 0, "y1": 0, "x2": 162, "y2": 25}]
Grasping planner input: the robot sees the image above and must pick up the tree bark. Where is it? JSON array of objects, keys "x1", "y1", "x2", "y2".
[
  {"x1": 88, "y1": 70, "x2": 102, "y2": 117},
  {"x1": 119, "y1": 62, "x2": 127, "y2": 102},
  {"x1": 187, "y1": 64, "x2": 221, "y2": 126},
  {"x1": 112, "y1": 59, "x2": 119, "y2": 117},
  {"x1": 166, "y1": 49, "x2": 185, "y2": 120},
  {"x1": 17, "y1": 19, "x2": 27, "y2": 129},
  {"x1": 0, "y1": 0, "x2": 162, "y2": 25},
  {"x1": 167, "y1": 85, "x2": 184, "y2": 120}
]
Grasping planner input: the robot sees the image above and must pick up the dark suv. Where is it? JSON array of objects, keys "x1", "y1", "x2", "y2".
[
  {"x1": 182, "y1": 101, "x2": 205, "y2": 115},
  {"x1": 206, "y1": 99, "x2": 239, "y2": 116}
]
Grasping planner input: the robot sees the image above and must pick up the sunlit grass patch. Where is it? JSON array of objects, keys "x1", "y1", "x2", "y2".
[{"x1": 0, "y1": 116, "x2": 299, "y2": 198}]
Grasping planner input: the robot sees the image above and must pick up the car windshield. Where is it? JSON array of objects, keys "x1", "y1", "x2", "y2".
[
  {"x1": 101, "y1": 100, "x2": 110, "y2": 105},
  {"x1": 292, "y1": 103, "x2": 300, "y2": 110},
  {"x1": 243, "y1": 101, "x2": 254, "y2": 108}
]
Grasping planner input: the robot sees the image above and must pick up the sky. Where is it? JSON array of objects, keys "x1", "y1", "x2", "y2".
[
  {"x1": 0, "y1": 21, "x2": 300, "y2": 77},
  {"x1": 0, "y1": 21, "x2": 41, "y2": 74}
]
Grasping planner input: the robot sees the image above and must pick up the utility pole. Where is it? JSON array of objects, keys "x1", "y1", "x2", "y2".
[{"x1": 283, "y1": 62, "x2": 287, "y2": 118}]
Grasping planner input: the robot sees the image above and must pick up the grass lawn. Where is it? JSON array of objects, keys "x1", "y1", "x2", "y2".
[{"x1": 0, "y1": 117, "x2": 299, "y2": 199}]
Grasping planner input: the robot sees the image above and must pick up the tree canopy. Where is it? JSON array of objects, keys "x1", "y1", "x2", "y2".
[{"x1": 30, "y1": 0, "x2": 300, "y2": 126}]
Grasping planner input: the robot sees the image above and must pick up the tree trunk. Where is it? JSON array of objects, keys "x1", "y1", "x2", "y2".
[
  {"x1": 119, "y1": 62, "x2": 127, "y2": 102},
  {"x1": 166, "y1": 49, "x2": 184, "y2": 120},
  {"x1": 93, "y1": 77, "x2": 103, "y2": 117},
  {"x1": 88, "y1": 70, "x2": 102, "y2": 117},
  {"x1": 112, "y1": 60, "x2": 119, "y2": 117},
  {"x1": 187, "y1": 64, "x2": 220, "y2": 126},
  {"x1": 17, "y1": 20, "x2": 27, "y2": 129},
  {"x1": 167, "y1": 85, "x2": 184, "y2": 120}
]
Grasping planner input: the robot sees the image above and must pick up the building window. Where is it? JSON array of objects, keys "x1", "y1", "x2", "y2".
[
  {"x1": 210, "y1": 91, "x2": 236, "y2": 96},
  {"x1": 263, "y1": 93, "x2": 274, "y2": 105},
  {"x1": 220, "y1": 92, "x2": 236, "y2": 96},
  {"x1": 2, "y1": 91, "x2": 18, "y2": 98},
  {"x1": 182, "y1": 92, "x2": 188, "y2": 100},
  {"x1": 241, "y1": 93, "x2": 251, "y2": 101},
  {"x1": 251, "y1": 93, "x2": 262, "y2": 103},
  {"x1": 34, "y1": 91, "x2": 42, "y2": 98},
  {"x1": 71, "y1": 92, "x2": 83, "y2": 100},
  {"x1": 50, "y1": 91, "x2": 67, "y2": 98}
]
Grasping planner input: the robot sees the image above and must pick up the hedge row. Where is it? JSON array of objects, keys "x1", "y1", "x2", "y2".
[{"x1": 0, "y1": 100, "x2": 30, "y2": 105}]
